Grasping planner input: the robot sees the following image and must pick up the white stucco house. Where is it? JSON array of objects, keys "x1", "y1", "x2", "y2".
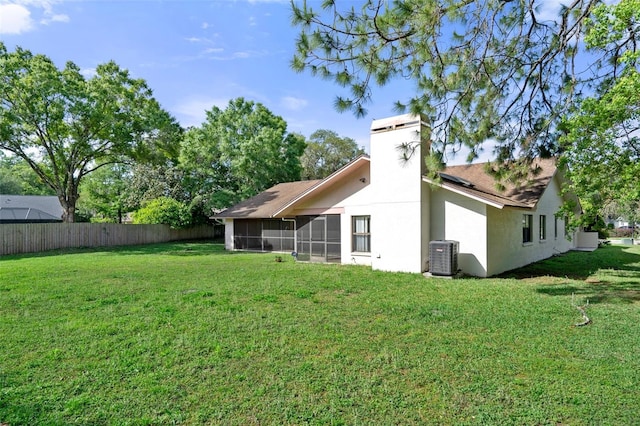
[{"x1": 216, "y1": 114, "x2": 596, "y2": 277}]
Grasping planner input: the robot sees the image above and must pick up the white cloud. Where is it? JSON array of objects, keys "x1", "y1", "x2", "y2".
[
  {"x1": 0, "y1": 1, "x2": 68, "y2": 33},
  {"x1": 41, "y1": 12, "x2": 68, "y2": 25},
  {"x1": 0, "y1": 4, "x2": 34, "y2": 34},
  {"x1": 201, "y1": 22, "x2": 209, "y2": 30},
  {"x1": 172, "y1": 97, "x2": 229, "y2": 127},
  {"x1": 203, "y1": 47, "x2": 224, "y2": 54},
  {"x1": 281, "y1": 96, "x2": 308, "y2": 111},
  {"x1": 80, "y1": 68, "x2": 96, "y2": 78}
]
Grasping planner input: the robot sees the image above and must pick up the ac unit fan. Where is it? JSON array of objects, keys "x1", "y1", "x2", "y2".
[{"x1": 429, "y1": 240, "x2": 459, "y2": 276}]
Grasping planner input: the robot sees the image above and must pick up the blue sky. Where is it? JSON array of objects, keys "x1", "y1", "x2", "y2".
[
  {"x1": 0, "y1": 0, "x2": 574, "y2": 162},
  {"x1": 0, "y1": 0, "x2": 424, "y2": 155}
]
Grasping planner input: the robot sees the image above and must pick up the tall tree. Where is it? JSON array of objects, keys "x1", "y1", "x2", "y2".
[
  {"x1": 125, "y1": 163, "x2": 188, "y2": 210},
  {"x1": 77, "y1": 163, "x2": 133, "y2": 223},
  {"x1": 300, "y1": 129, "x2": 365, "y2": 179},
  {"x1": 0, "y1": 152, "x2": 54, "y2": 195},
  {"x1": 559, "y1": 0, "x2": 640, "y2": 225},
  {"x1": 179, "y1": 98, "x2": 307, "y2": 209},
  {"x1": 290, "y1": 0, "x2": 629, "y2": 171},
  {"x1": 0, "y1": 43, "x2": 181, "y2": 222}
]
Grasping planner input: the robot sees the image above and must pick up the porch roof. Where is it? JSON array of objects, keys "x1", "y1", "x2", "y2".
[
  {"x1": 213, "y1": 180, "x2": 322, "y2": 219},
  {"x1": 215, "y1": 155, "x2": 370, "y2": 219}
]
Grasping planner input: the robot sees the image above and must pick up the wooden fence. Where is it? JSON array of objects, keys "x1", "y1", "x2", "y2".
[{"x1": 0, "y1": 223, "x2": 221, "y2": 256}]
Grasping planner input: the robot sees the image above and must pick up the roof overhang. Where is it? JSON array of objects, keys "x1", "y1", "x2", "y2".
[
  {"x1": 272, "y1": 155, "x2": 370, "y2": 217},
  {"x1": 422, "y1": 176, "x2": 537, "y2": 210}
]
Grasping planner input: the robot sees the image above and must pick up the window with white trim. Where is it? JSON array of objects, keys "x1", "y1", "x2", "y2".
[
  {"x1": 539, "y1": 215, "x2": 547, "y2": 241},
  {"x1": 523, "y1": 214, "x2": 533, "y2": 243},
  {"x1": 352, "y1": 216, "x2": 371, "y2": 253}
]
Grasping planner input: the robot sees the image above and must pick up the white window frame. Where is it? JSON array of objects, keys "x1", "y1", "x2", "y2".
[
  {"x1": 539, "y1": 215, "x2": 547, "y2": 241},
  {"x1": 523, "y1": 214, "x2": 533, "y2": 244},
  {"x1": 352, "y1": 216, "x2": 371, "y2": 253}
]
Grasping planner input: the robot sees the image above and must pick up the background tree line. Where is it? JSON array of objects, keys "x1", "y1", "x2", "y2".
[
  {"x1": 2, "y1": 0, "x2": 639, "y2": 231},
  {"x1": 0, "y1": 42, "x2": 363, "y2": 226}
]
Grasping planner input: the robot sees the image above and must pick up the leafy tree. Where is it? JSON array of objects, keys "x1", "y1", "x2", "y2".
[
  {"x1": 300, "y1": 129, "x2": 365, "y2": 180},
  {"x1": 77, "y1": 163, "x2": 133, "y2": 223},
  {"x1": 290, "y1": 0, "x2": 631, "y2": 170},
  {"x1": 0, "y1": 43, "x2": 181, "y2": 222},
  {"x1": 0, "y1": 152, "x2": 54, "y2": 195},
  {"x1": 179, "y1": 98, "x2": 307, "y2": 209},
  {"x1": 125, "y1": 163, "x2": 188, "y2": 210},
  {"x1": 559, "y1": 0, "x2": 640, "y2": 227},
  {"x1": 133, "y1": 197, "x2": 191, "y2": 229}
]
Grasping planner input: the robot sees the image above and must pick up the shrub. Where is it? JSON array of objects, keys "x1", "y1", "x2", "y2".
[{"x1": 133, "y1": 197, "x2": 191, "y2": 229}]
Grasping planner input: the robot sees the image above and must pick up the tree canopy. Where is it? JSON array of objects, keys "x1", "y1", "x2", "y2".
[
  {"x1": 301, "y1": 129, "x2": 365, "y2": 180},
  {"x1": 0, "y1": 43, "x2": 181, "y2": 222},
  {"x1": 291, "y1": 0, "x2": 636, "y2": 168},
  {"x1": 559, "y1": 0, "x2": 640, "y2": 223},
  {"x1": 179, "y1": 98, "x2": 307, "y2": 210},
  {"x1": 77, "y1": 163, "x2": 133, "y2": 223},
  {"x1": 0, "y1": 152, "x2": 53, "y2": 195}
]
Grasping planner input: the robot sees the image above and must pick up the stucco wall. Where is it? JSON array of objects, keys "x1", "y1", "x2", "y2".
[
  {"x1": 486, "y1": 175, "x2": 574, "y2": 276},
  {"x1": 430, "y1": 187, "x2": 489, "y2": 277},
  {"x1": 283, "y1": 163, "x2": 374, "y2": 266},
  {"x1": 224, "y1": 219, "x2": 234, "y2": 250},
  {"x1": 369, "y1": 114, "x2": 429, "y2": 273},
  {"x1": 291, "y1": 161, "x2": 371, "y2": 216}
]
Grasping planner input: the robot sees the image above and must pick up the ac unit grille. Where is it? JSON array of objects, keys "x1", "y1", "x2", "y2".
[{"x1": 429, "y1": 240, "x2": 459, "y2": 276}]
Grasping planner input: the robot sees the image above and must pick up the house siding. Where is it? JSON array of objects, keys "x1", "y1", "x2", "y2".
[
  {"x1": 486, "y1": 175, "x2": 574, "y2": 276},
  {"x1": 430, "y1": 187, "x2": 489, "y2": 277},
  {"x1": 369, "y1": 114, "x2": 430, "y2": 273},
  {"x1": 219, "y1": 114, "x2": 585, "y2": 278}
]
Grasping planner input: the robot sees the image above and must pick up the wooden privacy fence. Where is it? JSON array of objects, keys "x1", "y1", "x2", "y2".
[{"x1": 0, "y1": 223, "x2": 220, "y2": 256}]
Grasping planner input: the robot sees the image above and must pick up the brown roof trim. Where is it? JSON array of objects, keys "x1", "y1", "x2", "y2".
[
  {"x1": 271, "y1": 155, "x2": 370, "y2": 217},
  {"x1": 426, "y1": 158, "x2": 558, "y2": 209},
  {"x1": 214, "y1": 155, "x2": 370, "y2": 219}
]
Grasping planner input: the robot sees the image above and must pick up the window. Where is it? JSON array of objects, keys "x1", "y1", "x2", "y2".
[
  {"x1": 539, "y1": 215, "x2": 547, "y2": 241},
  {"x1": 522, "y1": 214, "x2": 533, "y2": 243},
  {"x1": 352, "y1": 216, "x2": 371, "y2": 253},
  {"x1": 554, "y1": 216, "x2": 558, "y2": 239}
]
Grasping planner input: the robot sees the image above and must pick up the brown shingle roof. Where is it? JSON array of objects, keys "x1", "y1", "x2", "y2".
[
  {"x1": 214, "y1": 180, "x2": 322, "y2": 219},
  {"x1": 434, "y1": 158, "x2": 557, "y2": 209}
]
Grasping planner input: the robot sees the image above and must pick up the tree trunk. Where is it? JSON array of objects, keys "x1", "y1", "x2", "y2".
[{"x1": 60, "y1": 184, "x2": 79, "y2": 223}]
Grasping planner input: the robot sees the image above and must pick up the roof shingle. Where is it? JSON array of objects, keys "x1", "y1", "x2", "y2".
[
  {"x1": 435, "y1": 158, "x2": 557, "y2": 209},
  {"x1": 214, "y1": 180, "x2": 322, "y2": 219}
]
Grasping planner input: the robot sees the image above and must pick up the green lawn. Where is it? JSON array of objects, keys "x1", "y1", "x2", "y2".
[{"x1": 1, "y1": 243, "x2": 639, "y2": 425}]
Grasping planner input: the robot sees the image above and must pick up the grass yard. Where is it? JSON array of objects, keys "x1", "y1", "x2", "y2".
[{"x1": 1, "y1": 243, "x2": 640, "y2": 425}]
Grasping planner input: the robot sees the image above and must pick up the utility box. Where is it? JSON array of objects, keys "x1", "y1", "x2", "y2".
[{"x1": 429, "y1": 240, "x2": 459, "y2": 276}]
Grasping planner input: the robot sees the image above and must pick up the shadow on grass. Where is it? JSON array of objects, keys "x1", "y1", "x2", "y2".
[
  {"x1": 535, "y1": 281, "x2": 640, "y2": 304},
  {"x1": 498, "y1": 246, "x2": 640, "y2": 304},
  {"x1": 0, "y1": 240, "x2": 231, "y2": 260}
]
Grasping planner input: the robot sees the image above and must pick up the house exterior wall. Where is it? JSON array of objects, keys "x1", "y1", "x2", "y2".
[
  {"x1": 286, "y1": 163, "x2": 374, "y2": 266},
  {"x1": 369, "y1": 114, "x2": 430, "y2": 273},
  {"x1": 430, "y1": 187, "x2": 489, "y2": 277},
  {"x1": 224, "y1": 219, "x2": 234, "y2": 250},
  {"x1": 486, "y1": 175, "x2": 575, "y2": 276},
  {"x1": 294, "y1": 185, "x2": 375, "y2": 267}
]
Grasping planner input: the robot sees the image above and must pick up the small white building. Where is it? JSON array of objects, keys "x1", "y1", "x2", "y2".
[{"x1": 216, "y1": 114, "x2": 595, "y2": 277}]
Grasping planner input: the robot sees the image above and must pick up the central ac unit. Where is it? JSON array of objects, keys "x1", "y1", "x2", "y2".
[{"x1": 429, "y1": 240, "x2": 459, "y2": 276}]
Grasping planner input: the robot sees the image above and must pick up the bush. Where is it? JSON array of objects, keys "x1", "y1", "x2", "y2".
[
  {"x1": 610, "y1": 227, "x2": 635, "y2": 238},
  {"x1": 133, "y1": 197, "x2": 191, "y2": 229}
]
